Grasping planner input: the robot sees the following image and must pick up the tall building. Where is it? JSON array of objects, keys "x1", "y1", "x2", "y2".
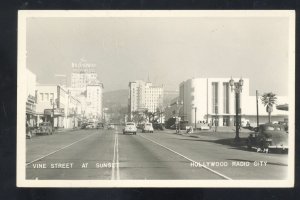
[
  {"x1": 86, "y1": 82, "x2": 104, "y2": 119},
  {"x1": 178, "y1": 78, "x2": 288, "y2": 127},
  {"x1": 128, "y1": 80, "x2": 163, "y2": 117},
  {"x1": 71, "y1": 59, "x2": 99, "y2": 89},
  {"x1": 70, "y1": 59, "x2": 103, "y2": 120}
]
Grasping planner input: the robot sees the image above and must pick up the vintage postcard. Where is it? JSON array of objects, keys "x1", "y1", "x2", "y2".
[{"x1": 17, "y1": 10, "x2": 295, "y2": 187}]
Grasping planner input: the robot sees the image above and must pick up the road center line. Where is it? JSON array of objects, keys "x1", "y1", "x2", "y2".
[
  {"x1": 111, "y1": 132, "x2": 120, "y2": 180},
  {"x1": 139, "y1": 134, "x2": 232, "y2": 180},
  {"x1": 26, "y1": 132, "x2": 97, "y2": 166},
  {"x1": 111, "y1": 134, "x2": 117, "y2": 180}
]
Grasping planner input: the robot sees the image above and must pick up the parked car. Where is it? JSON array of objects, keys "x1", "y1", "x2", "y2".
[
  {"x1": 36, "y1": 122, "x2": 53, "y2": 135},
  {"x1": 246, "y1": 123, "x2": 288, "y2": 153},
  {"x1": 81, "y1": 123, "x2": 88, "y2": 129},
  {"x1": 197, "y1": 122, "x2": 210, "y2": 130},
  {"x1": 142, "y1": 123, "x2": 154, "y2": 133},
  {"x1": 123, "y1": 122, "x2": 137, "y2": 135}
]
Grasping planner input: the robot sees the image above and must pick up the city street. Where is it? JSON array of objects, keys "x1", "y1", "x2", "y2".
[{"x1": 26, "y1": 128, "x2": 288, "y2": 180}]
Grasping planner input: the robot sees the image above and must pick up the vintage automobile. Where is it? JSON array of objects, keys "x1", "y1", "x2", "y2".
[
  {"x1": 123, "y1": 122, "x2": 137, "y2": 135},
  {"x1": 36, "y1": 122, "x2": 53, "y2": 135},
  {"x1": 96, "y1": 122, "x2": 104, "y2": 129},
  {"x1": 197, "y1": 122, "x2": 210, "y2": 130},
  {"x1": 107, "y1": 124, "x2": 115, "y2": 130},
  {"x1": 142, "y1": 123, "x2": 154, "y2": 133},
  {"x1": 246, "y1": 123, "x2": 288, "y2": 153}
]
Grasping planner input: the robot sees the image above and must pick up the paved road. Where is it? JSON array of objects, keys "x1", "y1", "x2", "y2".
[{"x1": 26, "y1": 127, "x2": 288, "y2": 180}]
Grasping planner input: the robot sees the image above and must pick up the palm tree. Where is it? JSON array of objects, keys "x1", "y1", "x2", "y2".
[{"x1": 261, "y1": 92, "x2": 277, "y2": 123}]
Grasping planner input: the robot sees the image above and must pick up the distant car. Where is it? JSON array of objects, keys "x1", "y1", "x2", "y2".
[
  {"x1": 36, "y1": 122, "x2": 53, "y2": 135},
  {"x1": 86, "y1": 122, "x2": 96, "y2": 129},
  {"x1": 107, "y1": 124, "x2": 115, "y2": 130},
  {"x1": 198, "y1": 123, "x2": 210, "y2": 130},
  {"x1": 246, "y1": 123, "x2": 288, "y2": 153},
  {"x1": 123, "y1": 122, "x2": 137, "y2": 135},
  {"x1": 97, "y1": 122, "x2": 104, "y2": 129},
  {"x1": 81, "y1": 123, "x2": 88, "y2": 129},
  {"x1": 142, "y1": 123, "x2": 154, "y2": 133}
]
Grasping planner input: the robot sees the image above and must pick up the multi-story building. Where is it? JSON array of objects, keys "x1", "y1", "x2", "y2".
[
  {"x1": 86, "y1": 82, "x2": 104, "y2": 119},
  {"x1": 70, "y1": 59, "x2": 103, "y2": 121},
  {"x1": 71, "y1": 59, "x2": 99, "y2": 89},
  {"x1": 128, "y1": 80, "x2": 164, "y2": 119},
  {"x1": 178, "y1": 78, "x2": 288, "y2": 127},
  {"x1": 36, "y1": 84, "x2": 82, "y2": 128},
  {"x1": 26, "y1": 69, "x2": 37, "y2": 126}
]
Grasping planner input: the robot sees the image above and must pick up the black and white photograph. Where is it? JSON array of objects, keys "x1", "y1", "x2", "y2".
[{"x1": 17, "y1": 10, "x2": 295, "y2": 187}]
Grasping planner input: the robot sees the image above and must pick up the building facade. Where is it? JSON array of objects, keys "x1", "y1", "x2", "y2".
[
  {"x1": 71, "y1": 59, "x2": 99, "y2": 89},
  {"x1": 26, "y1": 69, "x2": 37, "y2": 127},
  {"x1": 85, "y1": 83, "x2": 104, "y2": 119},
  {"x1": 128, "y1": 80, "x2": 164, "y2": 119},
  {"x1": 36, "y1": 84, "x2": 82, "y2": 129},
  {"x1": 70, "y1": 59, "x2": 103, "y2": 121},
  {"x1": 178, "y1": 78, "x2": 288, "y2": 127}
]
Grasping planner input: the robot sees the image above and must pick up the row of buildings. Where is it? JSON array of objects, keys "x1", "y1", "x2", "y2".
[
  {"x1": 127, "y1": 78, "x2": 288, "y2": 127},
  {"x1": 26, "y1": 59, "x2": 104, "y2": 129}
]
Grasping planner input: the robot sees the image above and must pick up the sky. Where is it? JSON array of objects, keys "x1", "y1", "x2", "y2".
[{"x1": 26, "y1": 16, "x2": 291, "y2": 96}]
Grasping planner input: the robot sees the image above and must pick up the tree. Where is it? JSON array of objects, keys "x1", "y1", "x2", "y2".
[
  {"x1": 261, "y1": 92, "x2": 277, "y2": 123},
  {"x1": 132, "y1": 111, "x2": 146, "y2": 124}
]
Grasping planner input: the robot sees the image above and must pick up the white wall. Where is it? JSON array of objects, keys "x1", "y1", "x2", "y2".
[{"x1": 179, "y1": 78, "x2": 288, "y2": 127}]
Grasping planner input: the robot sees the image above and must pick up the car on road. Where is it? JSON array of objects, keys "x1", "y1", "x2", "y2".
[
  {"x1": 107, "y1": 124, "x2": 115, "y2": 130},
  {"x1": 142, "y1": 123, "x2": 154, "y2": 133},
  {"x1": 123, "y1": 122, "x2": 137, "y2": 135},
  {"x1": 97, "y1": 122, "x2": 104, "y2": 129},
  {"x1": 81, "y1": 123, "x2": 88, "y2": 129},
  {"x1": 246, "y1": 123, "x2": 288, "y2": 153},
  {"x1": 36, "y1": 122, "x2": 53, "y2": 135}
]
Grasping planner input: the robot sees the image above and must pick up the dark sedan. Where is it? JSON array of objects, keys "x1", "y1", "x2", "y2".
[{"x1": 246, "y1": 123, "x2": 288, "y2": 153}]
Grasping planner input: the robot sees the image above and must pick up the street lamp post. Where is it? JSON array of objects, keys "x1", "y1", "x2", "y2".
[{"x1": 229, "y1": 77, "x2": 243, "y2": 142}]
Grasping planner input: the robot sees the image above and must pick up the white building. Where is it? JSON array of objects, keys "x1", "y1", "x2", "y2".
[
  {"x1": 178, "y1": 78, "x2": 288, "y2": 127},
  {"x1": 36, "y1": 84, "x2": 82, "y2": 128},
  {"x1": 85, "y1": 83, "x2": 104, "y2": 119},
  {"x1": 71, "y1": 59, "x2": 99, "y2": 89},
  {"x1": 26, "y1": 68, "x2": 37, "y2": 126},
  {"x1": 128, "y1": 80, "x2": 164, "y2": 119},
  {"x1": 70, "y1": 59, "x2": 103, "y2": 121}
]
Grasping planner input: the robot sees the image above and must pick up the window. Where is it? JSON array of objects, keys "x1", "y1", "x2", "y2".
[
  {"x1": 40, "y1": 93, "x2": 44, "y2": 101},
  {"x1": 223, "y1": 83, "x2": 229, "y2": 114},
  {"x1": 212, "y1": 82, "x2": 218, "y2": 114},
  {"x1": 45, "y1": 93, "x2": 49, "y2": 101}
]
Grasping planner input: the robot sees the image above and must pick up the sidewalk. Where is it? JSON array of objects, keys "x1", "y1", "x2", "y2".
[{"x1": 162, "y1": 126, "x2": 252, "y2": 147}]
